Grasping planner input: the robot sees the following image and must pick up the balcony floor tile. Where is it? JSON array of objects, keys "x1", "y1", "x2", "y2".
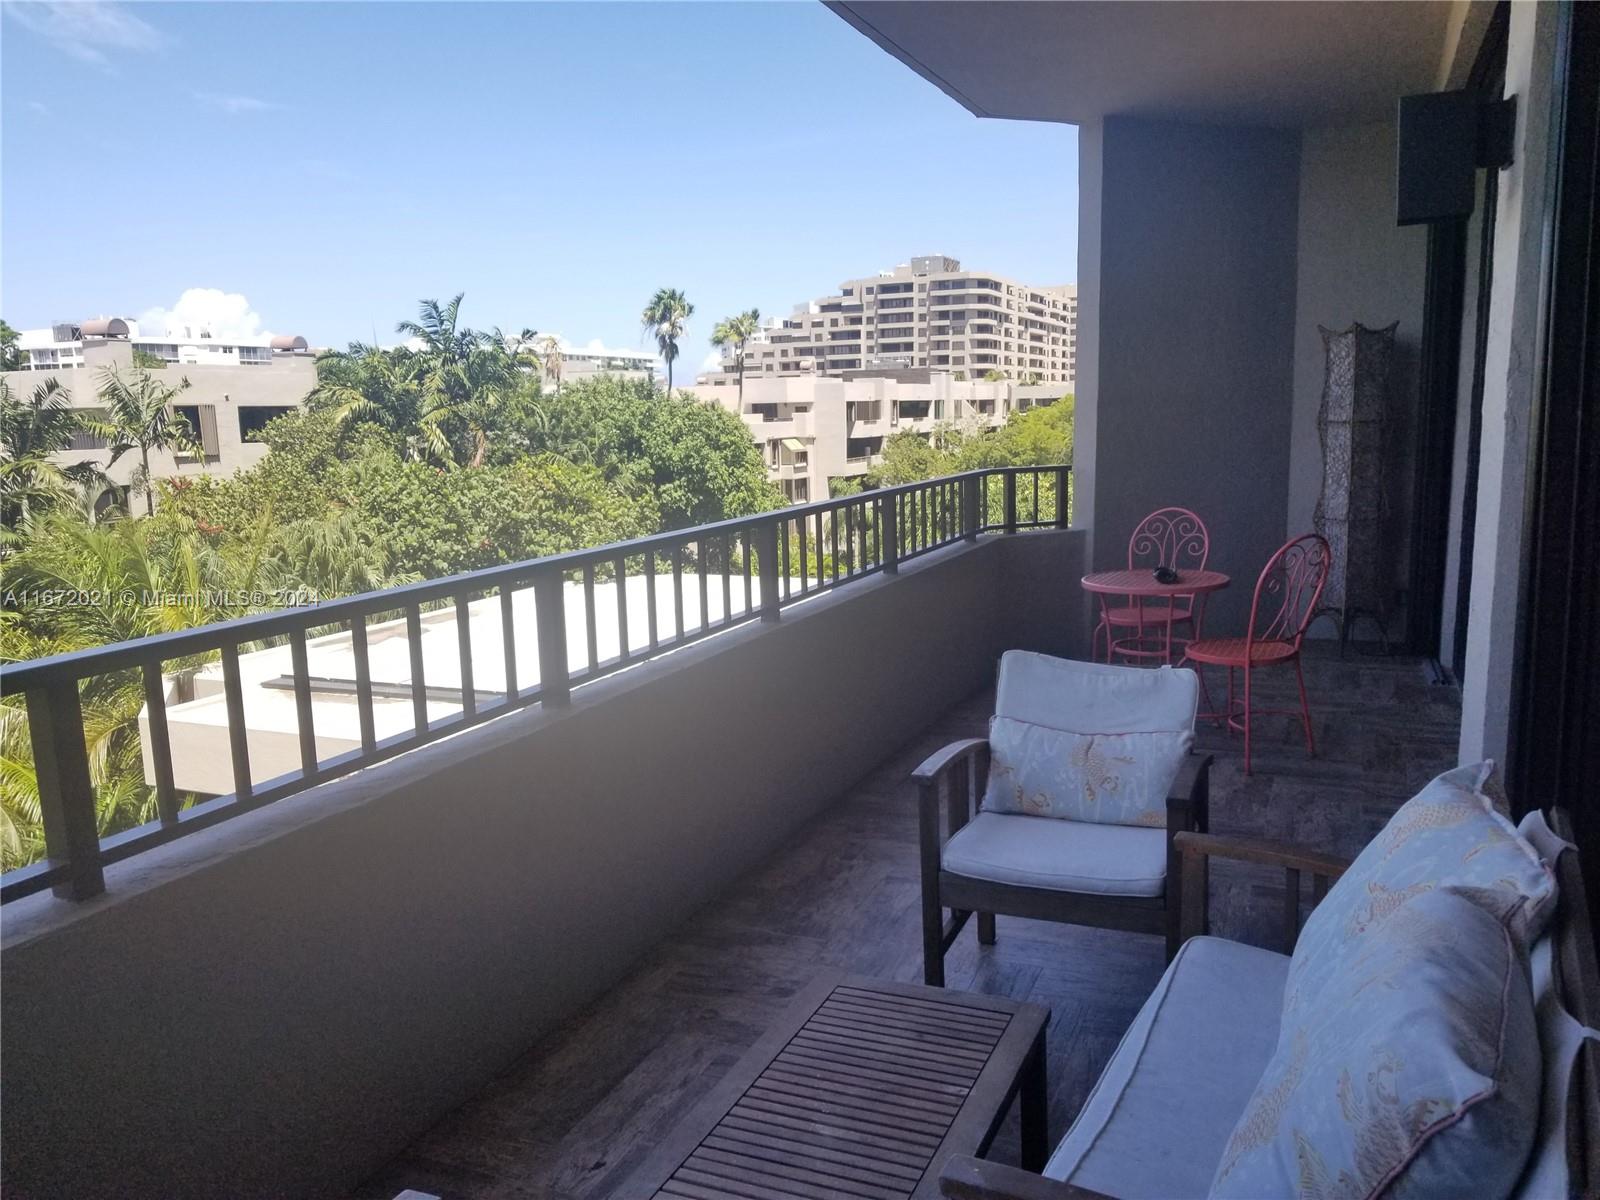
[{"x1": 354, "y1": 644, "x2": 1461, "y2": 1200}]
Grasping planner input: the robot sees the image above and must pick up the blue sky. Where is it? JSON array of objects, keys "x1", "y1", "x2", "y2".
[{"x1": 2, "y1": 1, "x2": 1078, "y2": 369}]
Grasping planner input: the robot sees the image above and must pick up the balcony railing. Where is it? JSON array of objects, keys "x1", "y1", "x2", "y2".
[{"x1": 0, "y1": 466, "x2": 1070, "y2": 905}]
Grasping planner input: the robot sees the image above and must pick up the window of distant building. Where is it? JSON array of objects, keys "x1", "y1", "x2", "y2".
[{"x1": 238, "y1": 405, "x2": 297, "y2": 442}]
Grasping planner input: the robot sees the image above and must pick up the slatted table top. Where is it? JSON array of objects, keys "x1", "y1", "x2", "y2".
[{"x1": 622, "y1": 975, "x2": 1049, "y2": 1200}]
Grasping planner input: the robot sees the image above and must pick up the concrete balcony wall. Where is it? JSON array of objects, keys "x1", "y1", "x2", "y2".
[{"x1": 1, "y1": 530, "x2": 1087, "y2": 1200}]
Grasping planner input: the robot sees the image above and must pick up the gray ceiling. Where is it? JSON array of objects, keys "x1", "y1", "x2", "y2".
[{"x1": 828, "y1": 1, "x2": 1465, "y2": 129}]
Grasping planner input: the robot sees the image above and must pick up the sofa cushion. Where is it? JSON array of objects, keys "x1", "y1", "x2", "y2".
[
  {"x1": 1211, "y1": 889, "x2": 1541, "y2": 1200},
  {"x1": 1044, "y1": 936, "x2": 1289, "y2": 1198},
  {"x1": 942, "y1": 812, "x2": 1166, "y2": 896},
  {"x1": 981, "y1": 716, "x2": 1193, "y2": 826},
  {"x1": 1282, "y1": 762, "x2": 1556, "y2": 1030}
]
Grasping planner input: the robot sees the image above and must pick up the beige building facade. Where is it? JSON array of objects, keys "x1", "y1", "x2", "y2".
[
  {"x1": 691, "y1": 370, "x2": 1067, "y2": 503},
  {"x1": 708, "y1": 255, "x2": 1077, "y2": 387},
  {"x1": 5, "y1": 324, "x2": 317, "y2": 501}
]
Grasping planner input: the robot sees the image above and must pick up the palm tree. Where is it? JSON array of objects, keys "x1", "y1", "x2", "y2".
[
  {"x1": 311, "y1": 297, "x2": 522, "y2": 469},
  {"x1": 0, "y1": 376, "x2": 109, "y2": 539},
  {"x1": 93, "y1": 367, "x2": 200, "y2": 516},
  {"x1": 710, "y1": 308, "x2": 761, "y2": 405},
  {"x1": 396, "y1": 294, "x2": 475, "y2": 360},
  {"x1": 642, "y1": 287, "x2": 694, "y2": 396},
  {"x1": 541, "y1": 334, "x2": 564, "y2": 397}
]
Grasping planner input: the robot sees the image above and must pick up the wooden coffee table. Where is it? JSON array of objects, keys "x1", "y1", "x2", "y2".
[{"x1": 621, "y1": 974, "x2": 1049, "y2": 1199}]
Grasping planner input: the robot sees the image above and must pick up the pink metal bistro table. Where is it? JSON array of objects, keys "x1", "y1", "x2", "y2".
[{"x1": 1082, "y1": 568, "x2": 1230, "y2": 665}]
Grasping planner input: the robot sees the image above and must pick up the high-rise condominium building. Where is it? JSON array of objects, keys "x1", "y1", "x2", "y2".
[{"x1": 709, "y1": 255, "x2": 1077, "y2": 385}]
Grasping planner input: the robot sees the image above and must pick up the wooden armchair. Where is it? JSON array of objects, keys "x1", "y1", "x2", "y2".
[{"x1": 914, "y1": 652, "x2": 1212, "y2": 986}]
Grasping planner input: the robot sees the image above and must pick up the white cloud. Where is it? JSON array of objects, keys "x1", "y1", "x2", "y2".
[
  {"x1": 26, "y1": 100, "x2": 51, "y2": 116},
  {"x1": 138, "y1": 289, "x2": 272, "y2": 341},
  {"x1": 193, "y1": 90, "x2": 283, "y2": 115},
  {"x1": 699, "y1": 350, "x2": 725, "y2": 372},
  {"x1": 4, "y1": 2, "x2": 164, "y2": 68}
]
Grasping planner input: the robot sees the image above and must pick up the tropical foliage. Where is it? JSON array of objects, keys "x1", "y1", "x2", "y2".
[
  {"x1": 711, "y1": 309, "x2": 761, "y2": 402},
  {"x1": 1, "y1": 296, "x2": 785, "y2": 869},
  {"x1": 1, "y1": 376, "x2": 107, "y2": 542},
  {"x1": 641, "y1": 287, "x2": 693, "y2": 395},
  {"x1": 94, "y1": 366, "x2": 200, "y2": 516}
]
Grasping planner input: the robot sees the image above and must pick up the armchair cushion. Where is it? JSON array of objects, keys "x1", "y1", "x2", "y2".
[
  {"x1": 943, "y1": 812, "x2": 1166, "y2": 896},
  {"x1": 1044, "y1": 936, "x2": 1290, "y2": 1199},
  {"x1": 981, "y1": 718, "x2": 1193, "y2": 826},
  {"x1": 982, "y1": 653, "x2": 1198, "y2": 827},
  {"x1": 1211, "y1": 889, "x2": 1541, "y2": 1200},
  {"x1": 995, "y1": 651, "x2": 1200, "y2": 733}
]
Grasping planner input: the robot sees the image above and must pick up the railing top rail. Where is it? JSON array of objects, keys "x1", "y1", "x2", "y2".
[{"x1": 0, "y1": 466, "x2": 1067, "y2": 694}]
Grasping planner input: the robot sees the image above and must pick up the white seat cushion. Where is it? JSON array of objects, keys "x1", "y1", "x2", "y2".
[
  {"x1": 1045, "y1": 936, "x2": 1289, "y2": 1199},
  {"x1": 942, "y1": 812, "x2": 1167, "y2": 896}
]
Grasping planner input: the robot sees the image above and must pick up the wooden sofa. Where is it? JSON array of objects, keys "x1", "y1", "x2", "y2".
[{"x1": 935, "y1": 809, "x2": 1600, "y2": 1200}]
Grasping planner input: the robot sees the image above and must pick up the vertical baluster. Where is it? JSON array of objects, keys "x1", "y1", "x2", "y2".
[
  {"x1": 742, "y1": 531, "x2": 753, "y2": 614},
  {"x1": 1004, "y1": 471, "x2": 1018, "y2": 534},
  {"x1": 697, "y1": 540, "x2": 709, "y2": 631},
  {"x1": 843, "y1": 504, "x2": 854, "y2": 576},
  {"x1": 757, "y1": 520, "x2": 781, "y2": 621},
  {"x1": 1033, "y1": 471, "x2": 1041, "y2": 525},
  {"x1": 815, "y1": 511, "x2": 826, "y2": 587},
  {"x1": 350, "y1": 616, "x2": 377, "y2": 751},
  {"x1": 455, "y1": 593, "x2": 475, "y2": 719},
  {"x1": 780, "y1": 519, "x2": 792, "y2": 600},
  {"x1": 221, "y1": 642, "x2": 254, "y2": 801},
  {"x1": 290, "y1": 628, "x2": 319, "y2": 777},
  {"x1": 830, "y1": 508, "x2": 840, "y2": 581},
  {"x1": 672, "y1": 544, "x2": 685, "y2": 640},
  {"x1": 882, "y1": 493, "x2": 900, "y2": 575},
  {"x1": 721, "y1": 533, "x2": 732, "y2": 626},
  {"x1": 1056, "y1": 465, "x2": 1071, "y2": 528},
  {"x1": 583, "y1": 564, "x2": 599, "y2": 673},
  {"x1": 499, "y1": 584, "x2": 519, "y2": 702},
  {"x1": 26, "y1": 681, "x2": 105, "y2": 899},
  {"x1": 646, "y1": 550, "x2": 659, "y2": 650},
  {"x1": 406, "y1": 605, "x2": 428, "y2": 734},
  {"x1": 799, "y1": 516, "x2": 809, "y2": 593},
  {"x1": 142, "y1": 661, "x2": 179, "y2": 824},
  {"x1": 614, "y1": 556, "x2": 631, "y2": 664},
  {"x1": 534, "y1": 570, "x2": 570, "y2": 704}
]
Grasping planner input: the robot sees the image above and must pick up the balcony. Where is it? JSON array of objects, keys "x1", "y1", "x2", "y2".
[
  {"x1": 351, "y1": 644, "x2": 1460, "y2": 1200},
  {"x1": 2, "y1": 470, "x2": 1081, "y2": 1199}
]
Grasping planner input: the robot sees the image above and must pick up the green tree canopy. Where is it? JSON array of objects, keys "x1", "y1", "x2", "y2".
[{"x1": 540, "y1": 375, "x2": 783, "y2": 528}]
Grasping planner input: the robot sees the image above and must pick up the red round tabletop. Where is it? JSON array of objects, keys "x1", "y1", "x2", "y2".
[
  {"x1": 1081, "y1": 568, "x2": 1230, "y2": 597},
  {"x1": 1082, "y1": 569, "x2": 1231, "y2": 665}
]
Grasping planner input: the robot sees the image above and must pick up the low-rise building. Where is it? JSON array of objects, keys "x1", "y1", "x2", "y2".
[
  {"x1": 550, "y1": 341, "x2": 659, "y2": 386},
  {"x1": 691, "y1": 369, "x2": 1068, "y2": 503},
  {"x1": 4, "y1": 318, "x2": 317, "y2": 498}
]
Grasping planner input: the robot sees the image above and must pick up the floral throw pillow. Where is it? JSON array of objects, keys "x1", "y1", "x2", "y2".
[
  {"x1": 1210, "y1": 889, "x2": 1541, "y2": 1200},
  {"x1": 1280, "y1": 762, "x2": 1556, "y2": 1026},
  {"x1": 980, "y1": 715, "x2": 1192, "y2": 827}
]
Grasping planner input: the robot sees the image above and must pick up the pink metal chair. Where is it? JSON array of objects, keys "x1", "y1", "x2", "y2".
[
  {"x1": 1092, "y1": 507, "x2": 1211, "y2": 663},
  {"x1": 1182, "y1": 533, "x2": 1331, "y2": 775}
]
